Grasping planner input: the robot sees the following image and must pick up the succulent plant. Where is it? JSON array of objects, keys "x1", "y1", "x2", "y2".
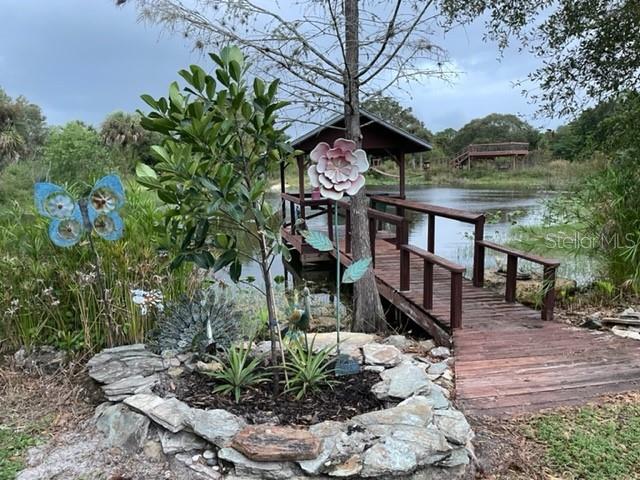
[{"x1": 146, "y1": 287, "x2": 241, "y2": 355}]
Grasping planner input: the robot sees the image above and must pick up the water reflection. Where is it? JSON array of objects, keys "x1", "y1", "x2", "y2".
[{"x1": 222, "y1": 185, "x2": 590, "y2": 288}]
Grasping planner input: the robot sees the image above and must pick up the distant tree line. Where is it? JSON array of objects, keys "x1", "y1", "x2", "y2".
[{"x1": 363, "y1": 93, "x2": 640, "y2": 164}]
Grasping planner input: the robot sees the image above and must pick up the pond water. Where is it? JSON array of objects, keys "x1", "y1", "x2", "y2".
[{"x1": 233, "y1": 185, "x2": 592, "y2": 287}]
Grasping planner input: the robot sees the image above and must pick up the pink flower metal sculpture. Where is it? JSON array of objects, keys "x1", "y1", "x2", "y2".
[{"x1": 308, "y1": 138, "x2": 369, "y2": 200}]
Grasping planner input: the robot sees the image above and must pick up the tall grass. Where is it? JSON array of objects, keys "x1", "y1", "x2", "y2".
[{"x1": 0, "y1": 183, "x2": 195, "y2": 353}]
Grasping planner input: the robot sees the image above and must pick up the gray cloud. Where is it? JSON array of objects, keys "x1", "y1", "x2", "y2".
[{"x1": 0, "y1": 1, "x2": 561, "y2": 132}]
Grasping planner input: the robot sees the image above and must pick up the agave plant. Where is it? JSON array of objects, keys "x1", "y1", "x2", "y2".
[{"x1": 146, "y1": 287, "x2": 241, "y2": 355}]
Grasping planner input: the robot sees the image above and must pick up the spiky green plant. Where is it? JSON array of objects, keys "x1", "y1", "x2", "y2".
[
  {"x1": 284, "y1": 337, "x2": 336, "y2": 400},
  {"x1": 207, "y1": 343, "x2": 269, "y2": 403},
  {"x1": 146, "y1": 287, "x2": 241, "y2": 355}
]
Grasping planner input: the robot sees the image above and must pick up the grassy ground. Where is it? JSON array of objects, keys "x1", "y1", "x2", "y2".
[
  {"x1": 474, "y1": 393, "x2": 640, "y2": 480},
  {"x1": 0, "y1": 364, "x2": 95, "y2": 479},
  {"x1": 530, "y1": 398, "x2": 640, "y2": 480}
]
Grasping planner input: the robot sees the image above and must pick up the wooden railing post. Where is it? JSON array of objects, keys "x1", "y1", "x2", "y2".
[
  {"x1": 423, "y1": 260, "x2": 433, "y2": 309},
  {"x1": 345, "y1": 207, "x2": 352, "y2": 254},
  {"x1": 451, "y1": 271, "x2": 463, "y2": 329},
  {"x1": 368, "y1": 216, "x2": 377, "y2": 268},
  {"x1": 427, "y1": 213, "x2": 435, "y2": 253},
  {"x1": 290, "y1": 201, "x2": 296, "y2": 235},
  {"x1": 400, "y1": 247, "x2": 410, "y2": 291},
  {"x1": 505, "y1": 254, "x2": 518, "y2": 303},
  {"x1": 327, "y1": 202, "x2": 334, "y2": 242},
  {"x1": 473, "y1": 215, "x2": 485, "y2": 287},
  {"x1": 542, "y1": 265, "x2": 557, "y2": 321}
]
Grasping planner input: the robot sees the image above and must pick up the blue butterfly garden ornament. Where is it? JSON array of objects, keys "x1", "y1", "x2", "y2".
[{"x1": 34, "y1": 175, "x2": 125, "y2": 247}]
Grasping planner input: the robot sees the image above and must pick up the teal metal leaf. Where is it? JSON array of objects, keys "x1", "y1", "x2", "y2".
[
  {"x1": 342, "y1": 257, "x2": 372, "y2": 284},
  {"x1": 301, "y1": 230, "x2": 334, "y2": 252}
]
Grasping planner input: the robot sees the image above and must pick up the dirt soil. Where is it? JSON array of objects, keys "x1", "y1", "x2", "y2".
[{"x1": 164, "y1": 369, "x2": 385, "y2": 426}]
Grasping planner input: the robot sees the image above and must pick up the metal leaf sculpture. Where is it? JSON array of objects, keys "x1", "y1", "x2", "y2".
[
  {"x1": 34, "y1": 174, "x2": 125, "y2": 247},
  {"x1": 33, "y1": 174, "x2": 126, "y2": 346}
]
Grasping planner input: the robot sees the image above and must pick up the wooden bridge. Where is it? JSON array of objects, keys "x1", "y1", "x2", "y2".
[
  {"x1": 450, "y1": 142, "x2": 529, "y2": 170},
  {"x1": 283, "y1": 114, "x2": 640, "y2": 417},
  {"x1": 281, "y1": 192, "x2": 640, "y2": 417}
]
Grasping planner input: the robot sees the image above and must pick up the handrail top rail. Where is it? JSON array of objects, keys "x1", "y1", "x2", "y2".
[
  {"x1": 400, "y1": 244, "x2": 466, "y2": 273},
  {"x1": 281, "y1": 192, "x2": 330, "y2": 206},
  {"x1": 370, "y1": 195, "x2": 484, "y2": 224},
  {"x1": 477, "y1": 240, "x2": 560, "y2": 267},
  {"x1": 337, "y1": 199, "x2": 404, "y2": 226}
]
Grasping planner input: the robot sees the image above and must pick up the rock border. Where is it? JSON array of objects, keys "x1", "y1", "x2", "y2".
[{"x1": 48, "y1": 334, "x2": 471, "y2": 479}]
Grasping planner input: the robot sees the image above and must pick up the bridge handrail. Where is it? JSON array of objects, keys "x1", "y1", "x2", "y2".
[
  {"x1": 476, "y1": 239, "x2": 559, "y2": 321},
  {"x1": 399, "y1": 244, "x2": 463, "y2": 329},
  {"x1": 369, "y1": 195, "x2": 483, "y2": 223}
]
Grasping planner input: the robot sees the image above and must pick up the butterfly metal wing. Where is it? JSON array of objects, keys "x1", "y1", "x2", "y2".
[
  {"x1": 91, "y1": 211, "x2": 124, "y2": 241},
  {"x1": 88, "y1": 175, "x2": 125, "y2": 215},
  {"x1": 48, "y1": 207, "x2": 85, "y2": 247},
  {"x1": 86, "y1": 175, "x2": 126, "y2": 242},
  {"x1": 34, "y1": 182, "x2": 76, "y2": 219}
]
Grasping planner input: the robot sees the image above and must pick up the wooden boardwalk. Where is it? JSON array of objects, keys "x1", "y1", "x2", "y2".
[{"x1": 337, "y1": 238, "x2": 640, "y2": 417}]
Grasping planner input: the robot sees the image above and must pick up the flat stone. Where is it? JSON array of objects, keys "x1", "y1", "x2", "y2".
[
  {"x1": 231, "y1": 425, "x2": 321, "y2": 461},
  {"x1": 306, "y1": 332, "x2": 377, "y2": 354},
  {"x1": 419, "y1": 339, "x2": 436, "y2": 352},
  {"x1": 95, "y1": 403, "x2": 149, "y2": 452},
  {"x1": 352, "y1": 396, "x2": 433, "y2": 427},
  {"x1": 147, "y1": 397, "x2": 192, "y2": 433},
  {"x1": 101, "y1": 374, "x2": 158, "y2": 401},
  {"x1": 420, "y1": 384, "x2": 451, "y2": 410},
  {"x1": 363, "y1": 343, "x2": 402, "y2": 367},
  {"x1": 218, "y1": 447, "x2": 297, "y2": 479},
  {"x1": 87, "y1": 344, "x2": 166, "y2": 384},
  {"x1": 143, "y1": 439, "x2": 165, "y2": 461},
  {"x1": 195, "y1": 361, "x2": 224, "y2": 374},
  {"x1": 168, "y1": 367, "x2": 185, "y2": 378},
  {"x1": 433, "y1": 409, "x2": 473, "y2": 445},
  {"x1": 298, "y1": 421, "x2": 344, "y2": 475},
  {"x1": 159, "y1": 430, "x2": 208, "y2": 454},
  {"x1": 436, "y1": 447, "x2": 470, "y2": 468},
  {"x1": 390, "y1": 424, "x2": 452, "y2": 465},
  {"x1": 383, "y1": 335, "x2": 415, "y2": 351},
  {"x1": 329, "y1": 454, "x2": 362, "y2": 477},
  {"x1": 188, "y1": 408, "x2": 245, "y2": 447},
  {"x1": 123, "y1": 393, "x2": 165, "y2": 414},
  {"x1": 427, "y1": 362, "x2": 448, "y2": 380},
  {"x1": 361, "y1": 438, "x2": 417, "y2": 476},
  {"x1": 430, "y1": 346, "x2": 451, "y2": 359},
  {"x1": 372, "y1": 362, "x2": 432, "y2": 400},
  {"x1": 175, "y1": 453, "x2": 222, "y2": 479},
  {"x1": 612, "y1": 326, "x2": 640, "y2": 340},
  {"x1": 364, "y1": 365, "x2": 385, "y2": 373}
]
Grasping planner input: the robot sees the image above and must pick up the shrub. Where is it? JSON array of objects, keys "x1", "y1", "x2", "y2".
[
  {"x1": 0, "y1": 182, "x2": 193, "y2": 352},
  {"x1": 284, "y1": 337, "x2": 336, "y2": 400},
  {"x1": 207, "y1": 343, "x2": 269, "y2": 403}
]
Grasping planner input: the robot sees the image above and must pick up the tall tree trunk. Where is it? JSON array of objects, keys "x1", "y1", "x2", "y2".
[{"x1": 344, "y1": 0, "x2": 385, "y2": 333}]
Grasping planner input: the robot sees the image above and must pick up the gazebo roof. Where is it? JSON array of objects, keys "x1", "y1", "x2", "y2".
[{"x1": 291, "y1": 109, "x2": 432, "y2": 155}]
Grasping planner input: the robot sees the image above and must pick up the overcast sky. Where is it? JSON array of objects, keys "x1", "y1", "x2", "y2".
[{"x1": 0, "y1": 1, "x2": 563, "y2": 134}]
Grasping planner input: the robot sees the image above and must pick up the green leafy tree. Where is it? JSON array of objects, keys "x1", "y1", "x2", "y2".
[
  {"x1": 448, "y1": 113, "x2": 540, "y2": 154},
  {"x1": 43, "y1": 121, "x2": 111, "y2": 182},
  {"x1": 100, "y1": 111, "x2": 147, "y2": 148},
  {"x1": 0, "y1": 87, "x2": 46, "y2": 168},
  {"x1": 136, "y1": 47, "x2": 293, "y2": 390}
]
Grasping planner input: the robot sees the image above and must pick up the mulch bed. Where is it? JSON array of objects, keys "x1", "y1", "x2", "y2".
[{"x1": 164, "y1": 370, "x2": 385, "y2": 426}]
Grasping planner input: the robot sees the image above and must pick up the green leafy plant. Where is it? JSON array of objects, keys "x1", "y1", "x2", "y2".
[
  {"x1": 207, "y1": 343, "x2": 269, "y2": 403},
  {"x1": 146, "y1": 287, "x2": 241, "y2": 355},
  {"x1": 284, "y1": 337, "x2": 336, "y2": 400},
  {"x1": 137, "y1": 46, "x2": 294, "y2": 392}
]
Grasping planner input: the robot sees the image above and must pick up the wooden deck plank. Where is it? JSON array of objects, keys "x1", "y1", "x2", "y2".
[{"x1": 325, "y1": 236, "x2": 640, "y2": 417}]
